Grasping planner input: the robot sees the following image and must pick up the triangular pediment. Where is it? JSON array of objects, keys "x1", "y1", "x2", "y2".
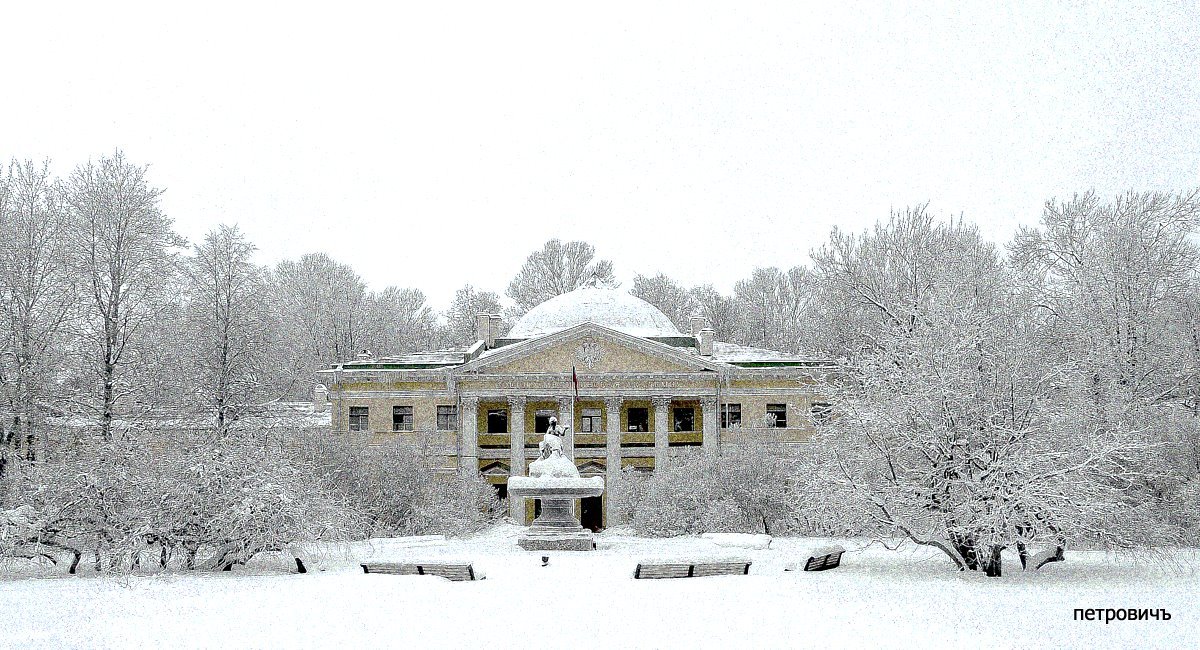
[
  {"x1": 480, "y1": 461, "x2": 510, "y2": 476},
  {"x1": 457, "y1": 323, "x2": 728, "y2": 376}
]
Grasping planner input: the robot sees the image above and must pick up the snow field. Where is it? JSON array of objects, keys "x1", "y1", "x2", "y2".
[{"x1": 0, "y1": 525, "x2": 1196, "y2": 649}]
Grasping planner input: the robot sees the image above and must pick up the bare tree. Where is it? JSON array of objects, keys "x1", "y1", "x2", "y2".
[
  {"x1": 0, "y1": 160, "x2": 74, "y2": 473},
  {"x1": 271, "y1": 253, "x2": 368, "y2": 397},
  {"x1": 66, "y1": 151, "x2": 184, "y2": 441},
  {"x1": 359, "y1": 286, "x2": 441, "y2": 355},
  {"x1": 732, "y1": 266, "x2": 808, "y2": 352},
  {"x1": 685, "y1": 285, "x2": 737, "y2": 342},
  {"x1": 631, "y1": 273, "x2": 697, "y2": 333},
  {"x1": 506, "y1": 239, "x2": 617, "y2": 314},
  {"x1": 185, "y1": 225, "x2": 271, "y2": 437},
  {"x1": 443, "y1": 284, "x2": 505, "y2": 346}
]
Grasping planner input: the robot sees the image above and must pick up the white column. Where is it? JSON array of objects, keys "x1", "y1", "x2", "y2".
[
  {"x1": 557, "y1": 395, "x2": 576, "y2": 460},
  {"x1": 702, "y1": 396, "x2": 719, "y2": 453},
  {"x1": 652, "y1": 396, "x2": 671, "y2": 470},
  {"x1": 604, "y1": 396, "x2": 623, "y2": 526},
  {"x1": 459, "y1": 396, "x2": 479, "y2": 474},
  {"x1": 508, "y1": 396, "x2": 527, "y2": 521}
]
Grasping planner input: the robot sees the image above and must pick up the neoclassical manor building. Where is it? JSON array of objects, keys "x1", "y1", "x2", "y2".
[{"x1": 317, "y1": 288, "x2": 832, "y2": 529}]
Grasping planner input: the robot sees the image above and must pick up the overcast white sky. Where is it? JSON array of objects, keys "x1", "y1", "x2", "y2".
[{"x1": 2, "y1": 1, "x2": 1198, "y2": 309}]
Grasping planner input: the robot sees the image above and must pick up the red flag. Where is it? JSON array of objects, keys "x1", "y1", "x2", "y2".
[{"x1": 572, "y1": 365, "x2": 579, "y2": 399}]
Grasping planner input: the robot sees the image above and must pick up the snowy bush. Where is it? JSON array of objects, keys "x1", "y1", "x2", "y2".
[
  {"x1": 2, "y1": 432, "x2": 359, "y2": 573},
  {"x1": 295, "y1": 433, "x2": 501, "y2": 537},
  {"x1": 614, "y1": 442, "x2": 824, "y2": 537}
]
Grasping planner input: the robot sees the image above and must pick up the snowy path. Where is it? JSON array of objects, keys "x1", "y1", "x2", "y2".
[{"x1": 1, "y1": 526, "x2": 1196, "y2": 649}]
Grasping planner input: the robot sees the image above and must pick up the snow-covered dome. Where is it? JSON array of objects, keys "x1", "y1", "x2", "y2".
[{"x1": 508, "y1": 288, "x2": 684, "y2": 339}]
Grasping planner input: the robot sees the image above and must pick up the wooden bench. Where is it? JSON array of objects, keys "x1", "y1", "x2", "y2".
[
  {"x1": 634, "y1": 559, "x2": 751, "y2": 579},
  {"x1": 802, "y1": 546, "x2": 845, "y2": 572},
  {"x1": 360, "y1": 562, "x2": 484, "y2": 581}
]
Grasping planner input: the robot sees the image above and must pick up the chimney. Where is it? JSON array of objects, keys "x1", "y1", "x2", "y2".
[
  {"x1": 698, "y1": 328, "x2": 714, "y2": 357},
  {"x1": 690, "y1": 315, "x2": 706, "y2": 338},
  {"x1": 476, "y1": 313, "x2": 495, "y2": 349},
  {"x1": 490, "y1": 314, "x2": 504, "y2": 342}
]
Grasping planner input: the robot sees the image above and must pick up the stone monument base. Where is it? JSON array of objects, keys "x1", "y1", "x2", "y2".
[
  {"x1": 508, "y1": 476, "x2": 605, "y2": 552},
  {"x1": 516, "y1": 496, "x2": 597, "y2": 552},
  {"x1": 517, "y1": 532, "x2": 596, "y2": 552}
]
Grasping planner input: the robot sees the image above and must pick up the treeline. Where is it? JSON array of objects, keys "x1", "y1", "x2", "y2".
[{"x1": 620, "y1": 199, "x2": 1200, "y2": 576}]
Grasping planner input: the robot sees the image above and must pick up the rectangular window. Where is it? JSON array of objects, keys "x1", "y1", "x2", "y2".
[
  {"x1": 721, "y1": 403, "x2": 741, "y2": 429},
  {"x1": 535, "y1": 409, "x2": 555, "y2": 434},
  {"x1": 766, "y1": 403, "x2": 787, "y2": 428},
  {"x1": 580, "y1": 408, "x2": 602, "y2": 433},
  {"x1": 437, "y1": 405, "x2": 457, "y2": 431},
  {"x1": 672, "y1": 407, "x2": 695, "y2": 432},
  {"x1": 627, "y1": 407, "x2": 649, "y2": 432},
  {"x1": 348, "y1": 406, "x2": 369, "y2": 432},
  {"x1": 487, "y1": 409, "x2": 508, "y2": 433},
  {"x1": 392, "y1": 405, "x2": 414, "y2": 431}
]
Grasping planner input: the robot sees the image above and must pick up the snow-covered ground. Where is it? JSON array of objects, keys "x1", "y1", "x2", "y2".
[{"x1": 1, "y1": 525, "x2": 1196, "y2": 649}]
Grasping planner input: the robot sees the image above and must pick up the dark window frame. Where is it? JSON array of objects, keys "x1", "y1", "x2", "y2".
[
  {"x1": 672, "y1": 406, "x2": 695, "y2": 432},
  {"x1": 721, "y1": 403, "x2": 741, "y2": 429},
  {"x1": 349, "y1": 406, "x2": 369, "y2": 432},
  {"x1": 766, "y1": 403, "x2": 787, "y2": 428},
  {"x1": 437, "y1": 405, "x2": 457, "y2": 431},
  {"x1": 626, "y1": 407, "x2": 649, "y2": 432},
  {"x1": 487, "y1": 409, "x2": 509, "y2": 434},
  {"x1": 392, "y1": 405, "x2": 414, "y2": 431}
]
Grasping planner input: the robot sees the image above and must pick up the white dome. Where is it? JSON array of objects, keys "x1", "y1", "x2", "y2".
[{"x1": 508, "y1": 288, "x2": 684, "y2": 339}]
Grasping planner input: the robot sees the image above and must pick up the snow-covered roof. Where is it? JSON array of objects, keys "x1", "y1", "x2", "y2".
[
  {"x1": 507, "y1": 288, "x2": 683, "y2": 339},
  {"x1": 711, "y1": 341, "x2": 813, "y2": 364}
]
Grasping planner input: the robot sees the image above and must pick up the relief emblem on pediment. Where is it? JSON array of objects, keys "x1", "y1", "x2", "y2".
[{"x1": 575, "y1": 339, "x2": 603, "y2": 369}]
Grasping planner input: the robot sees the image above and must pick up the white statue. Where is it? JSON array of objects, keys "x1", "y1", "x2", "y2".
[{"x1": 529, "y1": 416, "x2": 579, "y2": 478}]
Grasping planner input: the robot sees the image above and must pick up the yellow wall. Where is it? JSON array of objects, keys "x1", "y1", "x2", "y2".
[{"x1": 494, "y1": 337, "x2": 694, "y2": 374}]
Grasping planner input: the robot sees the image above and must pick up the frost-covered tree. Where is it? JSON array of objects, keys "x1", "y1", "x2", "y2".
[
  {"x1": 184, "y1": 225, "x2": 272, "y2": 437},
  {"x1": 66, "y1": 151, "x2": 185, "y2": 440},
  {"x1": 359, "y1": 286, "x2": 441, "y2": 356},
  {"x1": 443, "y1": 284, "x2": 506, "y2": 346},
  {"x1": 0, "y1": 160, "x2": 74, "y2": 471},
  {"x1": 732, "y1": 266, "x2": 808, "y2": 352},
  {"x1": 689, "y1": 284, "x2": 739, "y2": 342},
  {"x1": 811, "y1": 207, "x2": 1172, "y2": 576},
  {"x1": 506, "y1": 239, "x2": 617, "y2": 315},
  {"x1": 631, "y1": 273, "x2": 697, "y2": 333},
  {"x1": 271, "y1": 253, "x2": 368, "y2": 397}
]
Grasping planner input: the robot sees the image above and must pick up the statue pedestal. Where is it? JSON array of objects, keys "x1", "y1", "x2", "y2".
[{"x1": 508, "y1": 476, "x2": 605, "y2": 552}]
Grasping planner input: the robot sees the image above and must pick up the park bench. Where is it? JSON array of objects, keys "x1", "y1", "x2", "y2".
[
  {"x1": 360, "y1": 562, "x2": 484, "y2": 581},
  {"x1": 633, "y1": 558, "x2": 752, "y2": 579},
  {"x1": 802, "y1": 545, "x2": 845, "y2": 571}
]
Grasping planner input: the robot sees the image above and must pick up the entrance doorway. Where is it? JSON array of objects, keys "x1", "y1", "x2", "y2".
[{"x1": 581, "y1": 496, "x2": 602, "y2": 532}]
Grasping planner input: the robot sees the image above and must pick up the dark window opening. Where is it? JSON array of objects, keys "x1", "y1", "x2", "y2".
[
  {"x1": 534, "y1": 409, "x2": 555, "y2": 433},
  {"x1": 494, "y1": 483, "x2": 508, "y2": 502},
  {"x1": 437, "y1": 405, "x2": 457, "y2": 431},
  {"x1": 487, "y1": 409, "x2": 509, "y2": 433},
  {"x1": 348, "y1": 406, "x2": 369, "y2": 432},
  {"x1": 392, "y1": 405, "x2": 413, "y2": 431},
  {"x1": 766, "y1": 403, "x2": 787, "y2": 428},
  {"x1": 580, "y1": 408, "x2": 601, "y2": 433},
  {"x1": 721, "y1": 403, "x2": 741, "y2": 428},
  {"x1": 627, "y1": 407, "x2": 649, "y2": 432},
  {"x1": 673, "y1": 407, "x2": 695, "y2": 432}
]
